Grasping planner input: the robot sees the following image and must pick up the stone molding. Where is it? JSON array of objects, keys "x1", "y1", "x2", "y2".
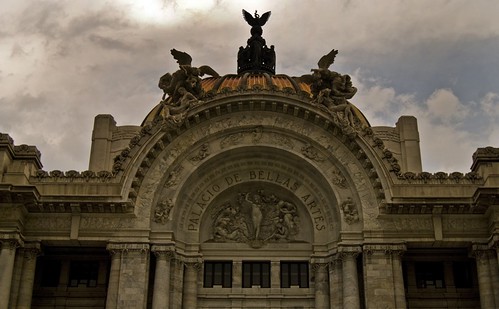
[
  {"x1": 471, "y1": 243, "x2": 495, "y2": 261},
  {"x1": 106, "y1": 243, "x2": 150, "y2": 255},
  {"x1": 363, "y1": 243, "x2": 406, "y2": 256}
]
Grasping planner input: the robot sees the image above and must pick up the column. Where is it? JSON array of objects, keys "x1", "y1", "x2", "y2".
[
  {"x1": 329, "y1": 256, "x2": 342, "y2": 309},
  {"x1": 16, "y1": 243, "x2": 42, "y2": 309},
  {"x1": 313, "y1": 262, "x2": 330, "y2": 309},
  {"x1": 106, "y1": 245, "x2": 123, "y2": 309},
  {"x1": 339, "y1": 246, "x2": 361, "y2": 309},
  {"x1": 0, "y1": 239, "x2": 20, "y2": 309},
  {"x1": 8, "y1": 249, "x2": 24, "y2": 308},
  {"x1": 183, "y1": 261, "x2": 201, "y2": 309},
  {"x1": 472, "y1": 244, "x2": 496, "y2": 309},
  {"x1": 488, "y1": 252, "x2": 499, "y2": 307},
  {"x1": 151, "y1": 245, "x2": 175, "y2": 309},
  {"x1": 391, "y1": 247, "x2": 407, "y2": 309},
  {"x1": 106, "y1": 243, "x2": 150, "y2": 309},
  {"x1": 171, "y1": 258, "x2": 184, "y2": 309}
]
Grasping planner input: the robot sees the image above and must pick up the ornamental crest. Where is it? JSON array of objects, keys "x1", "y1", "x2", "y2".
[{"x1": 211, "y1": 190, "x2": 300, "y2": 248}]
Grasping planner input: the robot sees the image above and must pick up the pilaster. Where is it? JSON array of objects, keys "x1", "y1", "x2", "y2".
[
  {"x1": 0, "y1": 236, "x2": 22, "y2": 309},
  {"x1": 329, "y1": 255, "x2": 343, "y2": 309},
  {"x1": 363, "y1": 243, "x2": 407, "y2": 309},
  {"x1": 151, "y1": 245, "x2": 175, "y2": 309},
  {"x1": 106, "y1": 243, "x2": 150, "y2": 309},
  {"x1": 16, "y1": 242, "x2": 42, "y2": 309},
  {"x1": 471, "y1": 243, "x2": 496, "y2": 309},
  {"x1": 183, "y1": 260, "x2": 202, "y2": 309},
  {"x1": 338, "y1": 246, "x2": 361, "y2": 309},
  {"x1": 312, "y1": 262, "x2": 330, "y2": 309}
]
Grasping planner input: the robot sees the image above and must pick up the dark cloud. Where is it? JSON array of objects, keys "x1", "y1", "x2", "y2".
[{"x1": 0, "y1": 0, "x2": 498, "y2": 172}]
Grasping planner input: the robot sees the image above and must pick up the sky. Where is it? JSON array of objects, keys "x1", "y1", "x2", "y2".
[{"x1": 1, "y1": 0, "x2": 498, "y2": 173}]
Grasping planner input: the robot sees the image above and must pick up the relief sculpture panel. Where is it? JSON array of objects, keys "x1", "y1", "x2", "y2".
[{"x1": 210, "y1": 190, "x2": 300, "y2": 248}]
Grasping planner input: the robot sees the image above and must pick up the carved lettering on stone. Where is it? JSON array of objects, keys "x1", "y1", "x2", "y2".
[{"x1": 210, "y1": 191, "x2": 300, "y2": 248}]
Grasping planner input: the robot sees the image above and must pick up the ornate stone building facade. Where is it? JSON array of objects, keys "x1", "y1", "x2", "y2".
[{"x1": 1, "y1": 10, "x2": 498, "y2": 309}]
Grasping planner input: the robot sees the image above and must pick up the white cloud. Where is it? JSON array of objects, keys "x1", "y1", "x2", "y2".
[{"x1": 425, "y1": 89, "x2": 468, "y2": 124}]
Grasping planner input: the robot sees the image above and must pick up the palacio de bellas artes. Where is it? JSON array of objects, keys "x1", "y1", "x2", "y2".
[{"x1": 1, "y1": 8, "x2": 499, "y2": 309}]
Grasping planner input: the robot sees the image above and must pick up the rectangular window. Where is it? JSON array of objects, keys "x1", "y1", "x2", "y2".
[
  {"x1": 40, "y1": 260, "x2": 61, "y2": 287},
  {"x1": 280, "y1": 261, "x2": 309, "y2": 288},
  {"x1": 242, "y1": 261, "x2": 270, "y2": 288},
  {"x1": 68, "y1": 261, "x2": 99, "y2": 287},
  {"x1": 415, "y1": 262, "x2": 445, "y2": 289},
  {"x1": 204, "y1": 261, "x2": 232, "y2": 288},
  {"x1": 453, "y1": 261, "x2": 473, "y2": 288}
]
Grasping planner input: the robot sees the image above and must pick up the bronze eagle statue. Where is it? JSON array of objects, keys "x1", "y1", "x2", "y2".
[{"x1": 242, "y1": 10, "x2": 271, "y2": 27}]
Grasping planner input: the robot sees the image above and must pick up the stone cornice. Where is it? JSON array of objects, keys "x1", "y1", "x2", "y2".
[
  {"x1": 0, "y1": 133, "x2": 42, "y2": 168},
  {"x1": 106, "y1": 243, "x2": 150, "y2": 254},
  {"x1": 363, "y1": 243, "x2": 407, "y2": 255}
]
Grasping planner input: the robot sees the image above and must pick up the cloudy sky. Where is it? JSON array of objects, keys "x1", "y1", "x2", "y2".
[{"x1": 1, "y1": 0, "x2": 498, "y2": 172}]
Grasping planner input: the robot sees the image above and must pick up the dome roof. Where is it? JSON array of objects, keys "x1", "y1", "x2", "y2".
[{"x1": 142, "y1": 73, "x2": 370, "y2": 127}]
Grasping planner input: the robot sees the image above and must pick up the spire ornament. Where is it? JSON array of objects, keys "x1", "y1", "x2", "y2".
[{"x1": 237, "y1": 9, "x2": 276, "y2": 75}]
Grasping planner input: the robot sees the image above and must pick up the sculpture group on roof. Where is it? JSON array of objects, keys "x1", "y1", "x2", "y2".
[
  {"x1": 300, "y1": 49, "x2": 359, "y2": 128},
  {"x1": 237, "y1": 10, "x2": 276, "y2": 75},
  {"x1": 158, "y1": 49, "x2": 219, "y2": 127},
  {"x1": 157, "y1": 10, "x2": 360, "y2": 131}
]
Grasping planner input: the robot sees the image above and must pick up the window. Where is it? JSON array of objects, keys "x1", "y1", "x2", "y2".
[
  {"x1": 68, "y1": 261, "x2": 99, "y2": 287},
  {"x1": 415, "y1": 262, "x2": 445, "y2": 288},
  {"x1": 40, "y1": 260, "x2": 61, "y2": 287},
  {"x1": 242, "y1": 261, "x2": 270, "y2": 288},
  {"x1": 204, "y1": 261, "x2": 232, "y2": 288},
  {"x1": 453, "y1": 261, "x2": 474, "y2": 288},
  {"x1": 281, "y1": 261, "x2": 309, "y2": 288}
]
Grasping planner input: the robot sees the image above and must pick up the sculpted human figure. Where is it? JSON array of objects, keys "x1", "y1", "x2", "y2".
[{"x1": 245, "y1": 193, "x2": 263, "y2": 239}]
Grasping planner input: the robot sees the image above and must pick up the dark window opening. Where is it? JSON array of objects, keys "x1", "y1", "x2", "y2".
[
  {"x1": 242, "y1": 261, "x2": 270, "y2": 288},
  {"x1": 203, "y1": 261, "x2": 232, "y2": 288},
  {"x1": 415, "y1": 262, "x2": 445, "y2": 289},
  {"x1": 40, "y1": 260, "x2": 61, "y2": 287},
  {"x1": 68, "y1": 261, "x2": 99, "y2": 287},
  {"x1": 453, "y1": 261, "x2": 474, "y2": 289},
  {"x1": 280, "y1": 261, "x2": 309, "y2": 288}
]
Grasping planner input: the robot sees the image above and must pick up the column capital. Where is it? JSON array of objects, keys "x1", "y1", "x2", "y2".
[
  {"x1": 151, "y1": 245, "x2": 176, "y2": 260},
  {"x1": 338, "y1": 245, "x2": 362, "y2": 259},
  {"x1": 22, "y1": 242, "x2": 42, "y2": 260},
  {"x1": 363, "y1": 243, "x2": 407, "y2": 256},
  {"x1": 470, "y1": 243, "x2": 494, "y2": 261},
  {"x1": 184, "y1": 261, "x2": 202, "y2": 272},
  {"x1": 0, "y1": 233, "x2": 24, "y2": 249}
]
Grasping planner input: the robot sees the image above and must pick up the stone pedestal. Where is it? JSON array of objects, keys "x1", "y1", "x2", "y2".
[
  {"x1": 339, "y1": 246, "x2": 361, "y2": 309},
  {"x1": 106, "y1": 243, "x2": 150, "y2": 309},
  {"x1": 0, "y1": 239, "x2": 19, "y2": 309},
  {"x1": 151, "y1": 246, "x2": 175, "y2": 309}
]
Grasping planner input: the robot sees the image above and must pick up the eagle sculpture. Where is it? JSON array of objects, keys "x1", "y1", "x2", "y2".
[{"x1": 242, "y1": 9, "x2": 271, "y2": 36}]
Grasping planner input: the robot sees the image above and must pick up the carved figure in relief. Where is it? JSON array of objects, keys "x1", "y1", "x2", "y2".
[
  {"x1": 154, "y1": 199, "x2": 174, "y2": 224},
  {"x1": 210, "y1": 191, "x2": 300, "y2": 247},
  {"x1": 340, "y1": 197, "x2": 359, "y2": 224}
]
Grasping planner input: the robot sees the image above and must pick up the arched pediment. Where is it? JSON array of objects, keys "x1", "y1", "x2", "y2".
[{"x1": 118, "y1": 93, "x2": 396, "y2": 252}]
